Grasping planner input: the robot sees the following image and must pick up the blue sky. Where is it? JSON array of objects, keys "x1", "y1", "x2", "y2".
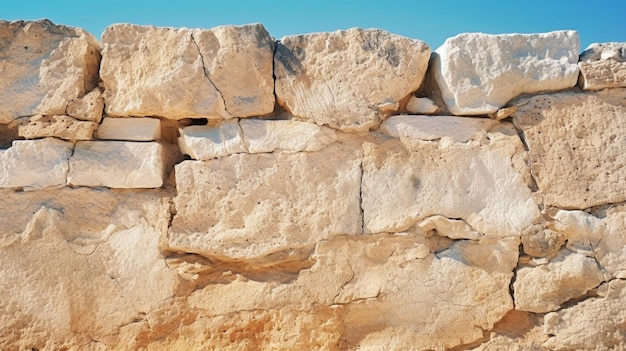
[{"x1": 2, "y1": 0, "x2": 625, "y2": 50}]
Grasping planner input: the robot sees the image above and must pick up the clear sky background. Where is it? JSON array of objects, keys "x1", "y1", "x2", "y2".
[{"x1": 2, "y1": 0, "x2": 625, "y2": 51}]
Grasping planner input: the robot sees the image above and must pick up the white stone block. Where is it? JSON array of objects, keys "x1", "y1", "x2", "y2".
[
  {"x1": 178, "y1": 120, "x2": 246, "y2": 160},
  {"x1": 97, "y1": 117, "x2": 161, "y2": 141},
  {"x1": 406, "y1": 96, "x2": 438, "y2": 114},
  {"x1": 380, "y1": 115, "x2": 498, "y2": 142},
  {"x1": 240, "y1": 119, "x2": 337, "y2": 153}
]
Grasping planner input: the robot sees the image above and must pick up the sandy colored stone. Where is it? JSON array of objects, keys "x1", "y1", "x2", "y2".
[
  {"x1": 362, "y1": 133, "x2": 539, "y2": 237},
  {"x1": 240, "y1": 118, "x2": 337, "y2": 153},
  {"x1": 512, "y1": 89, "x2": 626, "y2": 209},
  {"x1": 0, "y1": 188, "x2": 177, "y2": 349},
  {"x1": 380, "y1": 115, "x2": 498, "y2": 142},
  {"x1": 417, "y1": 215, "x2": 482, "y2": 240},
  {"x1": 178, "y1": 120, "x2": 246, "y2": 160},
  {"x1": 275, "y1": 28, "x2": 430, "y2": 131},
  {"x1": 521, "y1": 224, "x2": 566, "y2": 258},
  {"x1": 596, "y1": 204, "x2": 626, "y2": 279},
  {"x1": 97, "y1": 117, "x2": 161, "y2": 141},
  {"x1": 513, "y1": 250, "x2": 605, "y2": 313},
  {"x1": 543, "y1": 279, "x2": 626, "y2": 350},
  {"x1": 433, "y1": 31, "x2": 579, "y2": 115},
  {"x1": 578, "y1": 42, "x2": 626, "y2": 90},
  {"x1": 168, "y1": 143, "x2": 362, "y2": 261},
  {"x1": 18, "y1": 114, "x2": 97, "y2": 140},
  {"x1": 68, "y1": 141, "x2": 164, "y2": 188},
  {"x1": 406, "y1": 96, "x2": 439, "y2": 114},
  {"x1": 0, "y1": 138, "x2": 73, "y2": 190},
  {"x1": 0, "y1": 19, "x2": 100, "y2": 123},
  {"x1": 66, "y1": 87, "x2": 104, "y2": 122},
  {"x1": 551, "y1": 209, "x2": 605, "y2": 255},
  {"x1": 100, "y1": 23, "x2": 274, "y2": 119}
]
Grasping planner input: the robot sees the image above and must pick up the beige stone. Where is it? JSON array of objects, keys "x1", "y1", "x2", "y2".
[
  {"x1": 362, "y1": 134, "x2": 539, "y2": 237},
  {"x1": 578, "y1": 42, "x2": 626, "y2": 90},
  {"x1": 97, "y1": 117, "x2": 161, "y2": 141},
  {"x1": 100, "y1": 23, "x2": 274, "y2": 119},
  {"x1": 521, "y1": 224, "x2": 566, "y2": 258},
  {"x1": 275, "y1": 28, "x2": 430, "y2": 131},
  {"x1": 0, "y1": 138, "x2": 73, "y2": 190},
  {"x1": 0, "y1": 19, "x2": 100, "y2": 123},
  {"x1": 551, "y1": 209, "x2": 605, "y2": 255},
  {"x1": 66, "y1": 87, "x2": 104, "y2": 122},
  {"x1": 512, "y1": 89, "x2": 626, "y2": 209},
  {"x1": 513, "y1": 250, "x2": 605, "y2": 313},
  {"x1": 168, "y1": 143, "x2": 362, "y2": 261},
  {"x1": 417, "y1": 215, "x2": 482, "y2": 240},
  {"x1": 596, "y1": 204, "x2": 626, "y2": 279},
  {"x1": 434, "y1": 31, "x2": 579, "y2": 115},
  {"x1": 178, "y1": 120, "x2": 246, "y2": 160},
  {"x1": 240, "y1": 118, "x2": 337, "y2": 153},
  {"x1": 405, "y1": 96, "x2": 439, "y2": 114},
  {"x1": 68, "y1": 141, "x2": 164, "y2": 188},
  {"x1": 380, "y1": 115, "x2": 498, "y2": 143},
  {"x1": 543, "y1": 279, "x2": 626, "y2": 350},
  {"x1": 18, "y1": 114, "x2": 97, "y2": 140}
]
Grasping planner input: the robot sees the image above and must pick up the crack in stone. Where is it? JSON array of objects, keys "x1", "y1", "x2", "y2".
[{"x1": 190, "y1": 32, "x2": 230, "y2": 118}]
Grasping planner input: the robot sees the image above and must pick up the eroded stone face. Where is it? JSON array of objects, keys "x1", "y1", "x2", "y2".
[
  {"x1": 275, "y1": 28, "x2": 430, "y2": 131},
  {"x1": 18, "y1": 114, "x2": 97, "y2": 140},
  {"x1": 433, "y1": 31, "x2": 580, "y2": 115},
  {"x1": 380, "y1": 115, "x2": 498, "y2": 143},
  {"x1": 100, "y1": 23, "x2": 274, "y2": 119},
  {"x1": 579, "y1": 42, "x2": 626, "y2": 90},
  {"x1": 512, "y1": 89, "x2": 626, "y2": 209},
  {"x1": 0, "y1": 19, "x2": 101, "y2": 123}
]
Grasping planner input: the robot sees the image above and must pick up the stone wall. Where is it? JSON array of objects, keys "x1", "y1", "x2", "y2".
[{"x1": 1, "y1": 19, "x2": 625, "y2": 350}]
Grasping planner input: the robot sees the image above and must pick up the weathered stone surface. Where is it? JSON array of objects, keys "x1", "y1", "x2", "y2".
[
  {"x1": 168, "y1": 143, "x2": 362, "y2": 261},
  {"x1": 97, "y1": 117, "x2": 161, "y2": 141},
  {"x1": 521, "y1": 224, "x2": 566, "y2": 258},
  {"x1": 513, "y1": 250, "x2": 605, "y2": 313},
  {"x1": 66, "y1": 87, "x2": 104, "y2": 122},
  {"x1": 405, "y1": 96, "x2": 439, "y2": 114},
  {"x1": 434, "y1": 31, "x2": 579, "y2": 115},
  {"x1": 68, "y1": 141, "x2": 164, "y2": 188},
  {"x1": 178, "y1": 120, "x2": 246, "y2": 160},
  {"x1": 240, "y1": 118, "x2": 337, "y2": 153},
  {"x1": 275, "y1": 28, "x2": 430, "y2": 131},
  {"x1": 0, "y1": 19, "x2": 100, "y2": 123},
  {"x1": 512, "y1": 89, "x2": 626, "y2": 209},
  {"x1": 596, "y1": 204, "x2": 626, "y2": 279},
  {"x1": 579, "y1": 42, "x2": 626, "y2": 90},
  {"x1": 417, "y1": 215, "x2": 482, "y2": 240},
  {"x1": 362, "y1": 132, "x2": 539, "y2": 236},
  {"x1": 100, "y1": 23, "x2": 274, "y2": 119},
  {"x1": 551, "y1": 209, "x2": 605, "y2": 255},
  {"x1": 0, "y1": 188, "x2": 178, "y2": 349},
  {"x1": 0, "y1": 138, "x2": 73, "y2": 190},
  {"x1": 543, "y1": 279, "x2": 626, "y2": 350},
  {"x1": 380, "y1": 115, "x2": 498, "y2": 142},
  {"x1": 18, "y1": 114, "x2": 97, "y2": 140}
]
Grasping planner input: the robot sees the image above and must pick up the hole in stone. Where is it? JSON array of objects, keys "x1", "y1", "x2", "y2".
[{"x1": 0, "y1": 123, "x2": 22, "y2": 149}]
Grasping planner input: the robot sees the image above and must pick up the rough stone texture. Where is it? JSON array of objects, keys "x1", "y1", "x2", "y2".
[
  {"x1": 552, "y1": 209, "x2": 605, "y2": 255},
  {"x1": 380, "y1": 115, "x2": 498, "y2": 143},
  {"x1": 579, "y1": 42, "x2": 626, "y2": 90},
  {"x1": 513, "y1": 250, "x2": 605, "y2": 313},
  {"x1": 0, "y1": 19, "x2": 101, "y2": 123},
  {"x1": 0, "y1": 188, "x2": 178, "y2": 350},
  {"x1": 274, "y1": 28, "x2": 430, "y2": 131},
  {"x1": 168, "y1": 143, "x2": 362, "y2": 261},
  {"x1": 362, "y1": 131, "x2": 539, "y2": 236},
  {"x1": 596, "y1": 204, "x2": 626, "y2": 279},
  {"x1": 239, "y1": 119, "x2": 337, "y2": 153},
  {"x1": 0, "y1": 138, "x2": 73, "y2": 190},
  {"x1": 405, "y1": 96, "x2": 439, "y2": 114},
  {"x1": 97, "y1": 117, "x2": 161, "y2": 141},
  {"x1": 18, "y1": 114, "x2": 97, "y2": 140},
  {"x1": 66, "y1": 87, "x2": 104, "y2": 122},
  {"x1": 68, "y1": 141, "x2": 164, "y2": 188},
  {"x1": 178, "y1": 120, "x2": 246, "y2": 160},
  {"x1": 100, "y1": 23, "x2": 274, "y2": 120},
  {"x1": 433, "y1": 31, "x2": 580, "y2": 115},
  {"x1": 512, "y1": 89, "x2": 626, "y2": 209}
]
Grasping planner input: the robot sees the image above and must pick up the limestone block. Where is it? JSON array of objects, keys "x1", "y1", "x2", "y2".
[
  {"x1": 68, "y1": 141, "x2": 164, "y2": 188},
  {"x1": 239, "y1": 118, "x2": 337, "y2": 153},
  {"x1": 0, "y1": 188, "x2": 177, "y2": 348},
  {"x1": 0, "y1": 138, "x2": 73, "y2": 190},
  {"x1": 512, "y1": 89, "x2": 626, "y2": 209},
  {"x1": 274, "y1": 28, "x2": 430, "y2": 131},
  {"x1": 405, "y1": 96, "x2": 439, "y2": 114},
  {"x1": 433, "y1": 31, "x2": 580, "y2": 115},
  {"x1": 97, "y1": 117, "x2": 161, "y2": 141},
  {"x1": 417, "y1": 215, "x2": 482, "y2": 240},
  {"x1": 521, "y1": 224, "x2": 566, "y2": 258},
  {"x1": 0, "y1": 19, "x2": 100, "y2": 123},
  {"x1": 551, "y1": 210, "x2": 605, "y2": 255},
  {"x1": 543, "y1": 279, "x2": 626, "y2": 349},
  {"x1": 18, "y1": 114, "x2": 97, "y2": 140},
  {"x1": 513, "y1": 250, "x2": 605, "y2": 313},
  {"x1": 66, "y1": 87, "x2": 104, "y2": 122},
  {"x1": 362, "y1": 135, "x2": 539, "y2": 237},
  {"x1": 178, "y1": 120, "x2": 246, "y2": 160},
  {"x1": 596, "y1": 204, "x2": 626, "y2": 279},
  {"x1": 578, "y1": 42, "x2": 626, "y2": 90},
  {"x1": 380, "y1": 115, "x2": 498, "y2": 143},
  {"x1": 168, "y1": 143, "x2": 362, "y2": 261},
  {"x1": 100, "y1": 23, "x2": 274, "y2": 119}
]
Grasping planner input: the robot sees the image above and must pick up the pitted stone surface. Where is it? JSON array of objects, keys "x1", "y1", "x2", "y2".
[
  {"x1": 579, "y1": 42, "x2": 626, "y2": 90},
  {"x1": 18, "y1": 114, "x2": 97, "y2": 140}
]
